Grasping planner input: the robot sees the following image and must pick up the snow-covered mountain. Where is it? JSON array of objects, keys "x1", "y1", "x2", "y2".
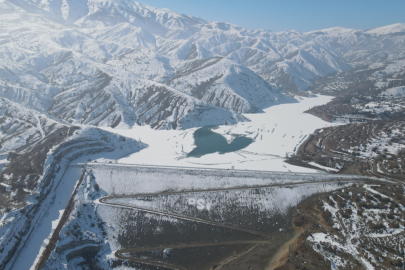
[
  {"x1": 365, "y1": 23, "x2": 405, "y2": 35},
  {"x1": 0, "y1": 98, "x2": 64, "y2": 153},
  {"x1": 1, "y1": 0, "x2": 405, "y2": 268},
  {"x1": 0, "y1": 0, "x2": 291, "y2": 129},
  {"x1": 1, "y1": 0, "x2": 405, "y2": 131},
  {"x1": 166, "y1": 58, "x2": 293, "y2": 113}
]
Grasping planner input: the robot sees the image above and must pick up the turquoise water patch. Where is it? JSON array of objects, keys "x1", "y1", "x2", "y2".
[{"x1": 187, "y1": 127, "x2": 253, "y2": 158}]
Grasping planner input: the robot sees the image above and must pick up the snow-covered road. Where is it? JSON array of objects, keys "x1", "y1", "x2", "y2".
[{"x1": 11, "y1": 167, "x2": 82, "y2": 270}]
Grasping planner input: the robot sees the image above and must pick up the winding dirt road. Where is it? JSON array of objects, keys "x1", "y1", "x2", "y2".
[
  {"x1": 98, "y1": 178, "x2": 369, "y2": 270},
  {"x1": 100, "y1": 193, "x2": 273, "y2": 270}
]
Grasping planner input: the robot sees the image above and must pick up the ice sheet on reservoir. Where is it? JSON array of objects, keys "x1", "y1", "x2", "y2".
[{"x1": 101, "y1": 95, "x2": 339, "y2": 172}]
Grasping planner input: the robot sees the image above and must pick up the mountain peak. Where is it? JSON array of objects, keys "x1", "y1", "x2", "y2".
[
  {"x1": 73, "y1": 0, "x2": 207, "y2": 35},
  {"x1": 305, "y1": 27, "x2": 358, "y2": 36},
  {"x1": 18, "y1": 0, "x2": 207, "y2": 31},
  {"x1": 365, "y1": 23, "x2": 405, "y2": 35}
]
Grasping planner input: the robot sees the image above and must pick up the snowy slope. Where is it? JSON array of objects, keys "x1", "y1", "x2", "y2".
[
  {"x1": 0, "y1": 125, "x2": 147, "y2": 269},
  {"x1": 366, "y1": 23, "x2": 405, "y2": 35},
  {"x1": 76, "y1": 0, "x2": 207, "y2": 32},
  {"x1": 0, "y1": 7, "x2": 250, "y2": 129},
  {"x1": 2, "y1": 0, "x2": 405, "y2": 132},
  {"x1": 310, "y1": 57, "x2": 405, "y2": 95},
  {"x1": 0, "y1": 98, "x2": 65, "y2": 152},
  {"x1": 167, "y1": 58, "x2": 295, "y2": 113}
]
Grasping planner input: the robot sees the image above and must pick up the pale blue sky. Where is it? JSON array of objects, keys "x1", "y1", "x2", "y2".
[{"x1": 138, "y1": 0, "x2": 405, "y2": 32}]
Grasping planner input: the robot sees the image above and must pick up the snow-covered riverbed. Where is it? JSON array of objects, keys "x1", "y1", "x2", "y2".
[{"x1": 102, "y1": 95, "x2": 338, "y2": 172}]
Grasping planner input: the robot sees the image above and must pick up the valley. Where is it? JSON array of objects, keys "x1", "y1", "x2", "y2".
[
  {"x1": 0, "y1": 0, "x2": 405, "y2": 269},
  {"x1": 103, "y1": 95, "x2": 337, "y2": 172}
]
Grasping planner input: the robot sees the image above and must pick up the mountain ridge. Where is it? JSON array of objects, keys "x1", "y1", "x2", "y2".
[{"x1": 1, "y1": 0, "x2": 405, "y2": 130}]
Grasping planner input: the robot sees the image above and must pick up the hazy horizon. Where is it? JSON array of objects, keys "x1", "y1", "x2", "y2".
[{"x1": 137, "y1": 0, "x2": 405, "y2": 32}]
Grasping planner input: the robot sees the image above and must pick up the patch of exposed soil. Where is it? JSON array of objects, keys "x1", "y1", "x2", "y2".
[
  {"x1": 273, "y1": 183, "x2": 405, "y2": 270},
  {"x1": 287, "y1": 120, "x2": 405, "y2": 180}
]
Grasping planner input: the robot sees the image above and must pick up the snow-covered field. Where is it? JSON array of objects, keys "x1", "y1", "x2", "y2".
[
  {"x1": 101, "y1": 95, "x2": 337, "y2": 172},
  {"x1": 88, "y1": 163, "x2": 370, "y2": 196}
]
